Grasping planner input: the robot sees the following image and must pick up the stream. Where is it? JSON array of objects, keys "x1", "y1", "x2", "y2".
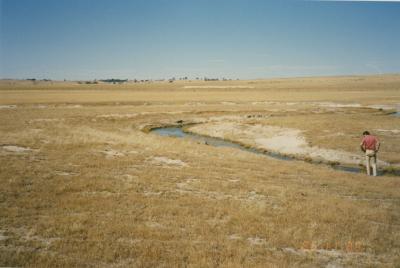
[{"x1": 150, "y1": 126, "x2": 374, "y2": 175}]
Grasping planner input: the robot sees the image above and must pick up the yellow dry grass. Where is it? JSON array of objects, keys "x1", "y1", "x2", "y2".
[{"x1": 1, "y1": 75, "x2": 400, "y2": 267}]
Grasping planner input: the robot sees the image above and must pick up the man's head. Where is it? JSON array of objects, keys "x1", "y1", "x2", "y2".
[{"x1": 363, "y1": 131, "x2": 370, "y2": 136}]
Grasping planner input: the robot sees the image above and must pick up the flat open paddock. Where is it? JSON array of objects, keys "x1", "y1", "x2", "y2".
[{"x1": 1, "y1": 75, "x2": 400, "y2": 267}]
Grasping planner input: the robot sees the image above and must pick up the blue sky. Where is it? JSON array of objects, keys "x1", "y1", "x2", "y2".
[{"x1": 1, "y1": 0, "x2": 399, "y2": 80}]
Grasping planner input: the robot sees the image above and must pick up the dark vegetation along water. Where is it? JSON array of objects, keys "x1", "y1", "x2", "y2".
[{"x1": 151, "y1": 126, "x2": 376, "y2": 174}]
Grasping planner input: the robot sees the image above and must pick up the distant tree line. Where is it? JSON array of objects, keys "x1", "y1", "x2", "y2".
[
  {"x1": 77, "y1": 79, "x2": 127, "y2": 84},
  {"x1": 26, "y1": 78, "x2": 52, "y2": 82},
  {"x1": 100, "y1": 79, "x2": 128, "y2": 84},
  {"x1": 25, "y1": 76, "x2": 239, "y2": 84},
  {"x1": 78, "y1": 80, "x2": 98, "y2": 84}
]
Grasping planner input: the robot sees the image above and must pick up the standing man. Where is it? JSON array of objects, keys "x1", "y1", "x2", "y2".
[{"x1": 360, "y1": 131, "x2": 380, "y2": 176}]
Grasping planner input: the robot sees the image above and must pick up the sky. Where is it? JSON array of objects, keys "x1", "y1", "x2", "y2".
[{"x1": 1, "y1": 0, "x2": 400, "y2": 80}]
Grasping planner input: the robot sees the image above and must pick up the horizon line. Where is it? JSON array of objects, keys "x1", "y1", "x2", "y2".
[{"x1": 1, "y1": 73, "x2": 399, "y2": 82}]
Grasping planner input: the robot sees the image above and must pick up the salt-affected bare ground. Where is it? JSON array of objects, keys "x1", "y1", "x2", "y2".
[
  {"x1": 367, "y1": 104, "x2": 400, "y2": 111},
  {"x1": 313, "y1": 102, "x2": 362, "y2": 108},
  {"x1": 96, "y1": 113, "x2": 138, "y2": 119},
  {"x1": 0, "y1": 105, "x2": 17, "y2": 109},
  {"x1": 29, "y1": 118, "x2": 64, "y2": 123},
  {"x1": 96, "y1": 149, "x2": 138, "y2": 159},
  {"x1": 147, "y1": 156, "x2": 188, "y2": 167},
  {"x1": 375, "y1": 129, "x2": 400, "y2": 134},
  {"x1": 250, "y1": 100, "x2": 400, "y2": 112},
  {"x1": 1, "y1": 145, "x2": 33, "y2": 153}
]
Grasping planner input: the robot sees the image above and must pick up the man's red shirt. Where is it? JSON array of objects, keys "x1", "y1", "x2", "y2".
[{"x1": 361, "y1": 135, "x2": 379, "y2": 150}]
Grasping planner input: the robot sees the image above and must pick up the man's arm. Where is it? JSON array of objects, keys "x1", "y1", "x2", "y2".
[
  {"x1": 375, "y1": 140, "x2": 380, "y2": 152},
  {"x1": 360, "y1": 142, "x2": 366, "y2": 152}
]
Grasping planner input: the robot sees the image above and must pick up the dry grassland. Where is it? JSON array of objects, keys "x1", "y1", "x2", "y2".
[{"x1": 1, "y1": 75, "x2": 400, "y2": 267}]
